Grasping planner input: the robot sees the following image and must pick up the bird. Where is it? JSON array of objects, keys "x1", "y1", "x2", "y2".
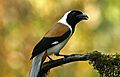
[{"x1": 29, "y1": 10, "x2": 88, "y2": 77}]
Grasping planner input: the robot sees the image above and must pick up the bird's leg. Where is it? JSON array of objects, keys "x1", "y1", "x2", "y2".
[
  {"x1": 47, "y1": 55, "x2": 53, "y2": 60},
  {"x1": 55, "y1": 53, "x2": 69, "y2": 58},
  {"x1": 46, "y1": 50, "x2": 53, "y2": 60}
]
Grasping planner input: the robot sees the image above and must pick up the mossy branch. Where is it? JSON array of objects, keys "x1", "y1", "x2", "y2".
[{"x1": 38, "y1": 51, "x2": 120, "y2": 77}]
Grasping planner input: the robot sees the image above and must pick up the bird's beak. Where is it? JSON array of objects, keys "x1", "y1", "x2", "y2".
[{"x1": 77, "y1": 13, "x2": 89, "y2": 20}]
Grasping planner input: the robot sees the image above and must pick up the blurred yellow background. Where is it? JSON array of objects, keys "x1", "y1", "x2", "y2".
[{"x1": 0, "y1": 0, "x2": 120, "y2": 77}]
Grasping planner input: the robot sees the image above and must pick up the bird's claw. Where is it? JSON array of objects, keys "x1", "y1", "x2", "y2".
[{"x1": 63, "y1": 55, "x2": 69, "y2": 58}]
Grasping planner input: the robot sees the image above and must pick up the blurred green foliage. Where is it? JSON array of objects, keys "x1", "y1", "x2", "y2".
[{"x1": 0, "y1": 0, "x2": 120, "y2": 77}]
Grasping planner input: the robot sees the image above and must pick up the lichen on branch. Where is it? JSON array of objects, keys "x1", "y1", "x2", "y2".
[{"x1": 89, "y1": 51, "x2": 120, "y2": 77}]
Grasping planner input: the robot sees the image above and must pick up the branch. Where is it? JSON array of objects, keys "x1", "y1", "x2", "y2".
[
  {"x1": 39, "y1": 51, "x2": 99, "y2": 77},
  {"x1": 37, "y1": 51, "x2": 120, "y2": 77}
]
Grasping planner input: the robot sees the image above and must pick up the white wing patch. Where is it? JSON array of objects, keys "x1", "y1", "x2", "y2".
[{"x1": 52, "y1": 41, "x2": 59, "y2": 45}]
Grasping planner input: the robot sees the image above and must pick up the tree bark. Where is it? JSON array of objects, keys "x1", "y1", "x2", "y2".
[{"x1": 39, "y1": 51, "x2": 99, "y2": 77}]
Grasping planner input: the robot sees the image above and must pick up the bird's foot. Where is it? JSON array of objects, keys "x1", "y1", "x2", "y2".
[
  {"x1": 55, "y1": 54, "x2": 69, "y2": 58},
  {"x1": 47, "y1": 55, "x2": 53, "y2": 61}
]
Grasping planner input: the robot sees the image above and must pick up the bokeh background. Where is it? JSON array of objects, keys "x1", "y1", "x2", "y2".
[{"x1": 0, "y1": 0, "x2": 120, "y2": 77}]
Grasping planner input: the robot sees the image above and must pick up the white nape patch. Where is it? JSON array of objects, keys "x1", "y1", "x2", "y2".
[
  {"x1": 58, "y1": 10, "x2": 72, "y2": 33},
  {"x1": 52, "y1": 41, "x2": 59, "y2": 45}
]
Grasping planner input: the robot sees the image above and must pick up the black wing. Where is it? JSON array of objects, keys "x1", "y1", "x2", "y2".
[{"x1": 30, "y1": 29, "x2": 71, "y2": 60}]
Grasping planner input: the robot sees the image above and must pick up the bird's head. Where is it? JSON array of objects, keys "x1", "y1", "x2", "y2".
[{"x1": 58, "y1": 10, "x2": 88, "y2": 28}]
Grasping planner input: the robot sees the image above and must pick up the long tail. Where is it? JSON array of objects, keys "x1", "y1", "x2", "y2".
[{"x1": 29, "y1": 52, "x2": 45, "y2": 77}]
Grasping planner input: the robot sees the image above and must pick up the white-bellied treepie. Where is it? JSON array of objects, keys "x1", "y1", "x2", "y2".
[{"x1": 29, "y1": 10, "x2": 88, "y2": 77}]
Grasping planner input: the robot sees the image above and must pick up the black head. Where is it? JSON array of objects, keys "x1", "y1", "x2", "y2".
[{"x1": 66, "y1": 10, "x2": 88, "y2": 27}]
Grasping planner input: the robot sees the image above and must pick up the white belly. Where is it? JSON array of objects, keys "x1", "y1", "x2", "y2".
[{"x1": 47, "y1": 39, "x2": 69, "y2": 55}]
